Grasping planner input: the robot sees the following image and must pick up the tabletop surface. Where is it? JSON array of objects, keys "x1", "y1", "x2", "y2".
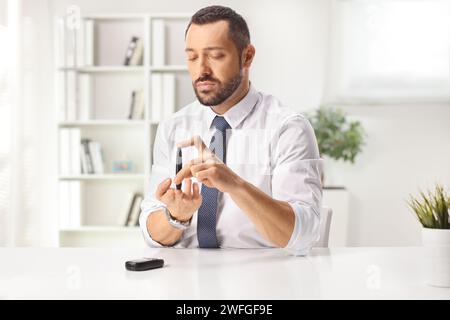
[{"x1": 0, "y1": 246, "x2": 448, "y2": 299}]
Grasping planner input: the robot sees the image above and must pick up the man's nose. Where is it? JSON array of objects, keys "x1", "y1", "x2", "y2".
[{"x1": 199, "y1": 56, "x2": 212, "y2": 76}]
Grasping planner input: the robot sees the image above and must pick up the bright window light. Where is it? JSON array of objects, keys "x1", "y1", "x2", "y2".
[
  {"x1": 0, "y1": 26, "x2": 11, "y2": 155},
  {"x1": 329, "y1": 0, "x2": 450, "y2": 102}
]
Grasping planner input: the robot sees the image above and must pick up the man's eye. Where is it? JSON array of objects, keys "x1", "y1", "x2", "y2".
[
  {"x1": 211, "y1": 54, "x2": 224, "y2": 60},
  {"x1": 187, "y1": 56, "x2": 198, "y2": 61}
]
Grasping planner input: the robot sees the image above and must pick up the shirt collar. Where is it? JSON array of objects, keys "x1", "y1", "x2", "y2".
[{"x1": 204, "y1": 84, "x2": 259, "y2": 129}]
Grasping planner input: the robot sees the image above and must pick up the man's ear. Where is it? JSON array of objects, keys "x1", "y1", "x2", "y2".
[{"x1": 241, "y1": 44, "x2": 256, "y2": 69}]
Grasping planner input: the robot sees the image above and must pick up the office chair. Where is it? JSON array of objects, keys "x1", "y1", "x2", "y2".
[{"x1": 314, "y1": 206, "x2": 333, "y2": 248}]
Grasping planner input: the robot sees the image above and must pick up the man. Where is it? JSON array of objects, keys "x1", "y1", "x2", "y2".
[{"x1": 139, "y1": 5, "x2": 322, "y2": 255}]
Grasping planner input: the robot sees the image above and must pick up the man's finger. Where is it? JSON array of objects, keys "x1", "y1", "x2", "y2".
[
  {"x1": 176, "y1": 135, "x2": 206, "y2": 149},
  {"x1": 155, "y1": 178, "x2": 172, "y2": 200},
  {"x1": 183, "y1": 178, "x2": 192, "y2": 197},
  {"x1": 177, "y1": 135, "x2": 214, "y2": 161},
  {"x1": 174, "y1": 154, "x2": 218, "y2": 184},
  {"x1": 192, "y1": 182, "x2": 201, "y2": 200},
  {"x1": 191, "y1": 163, "x2": 212, "y2": 177},
  {"x1": 196, "y1": 168, "x2": 215, "y2": 182},
  {"x1": 174, "y1": 165, "x2": 193, "y2": 185}
]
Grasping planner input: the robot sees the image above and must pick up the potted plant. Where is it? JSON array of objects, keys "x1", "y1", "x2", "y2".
[
  {"x1": 307, "y1": 106, "x2": 366, "y2": 186},
  {"x1": 408, "y1": 185, "x2": 450, "y2": 287}
]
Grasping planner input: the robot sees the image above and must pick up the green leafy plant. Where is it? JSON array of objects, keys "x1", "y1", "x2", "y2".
[
  {"x1": 408, "y1": 185, "x2": 450, "y2": 229},
  {"x1": 307, "y1": 107, "x2": 366, "y2": 163}
]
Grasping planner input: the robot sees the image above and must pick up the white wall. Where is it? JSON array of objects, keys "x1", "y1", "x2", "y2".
[
  {"x1": 327, "y1": 103, "x2": 450, "y2": 246},
  {"x1": 33, "y1": 0, "x2": 449, "y2": 246},
  {"x1": 0, "y1": 0, "x2": 6, "y2": 26}
]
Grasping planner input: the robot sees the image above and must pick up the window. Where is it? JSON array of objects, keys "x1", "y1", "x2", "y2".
[
  {"x1": 328, "y1": 0, "x2": 450, "y2": 103},
  {"x1": 0, "y1": 22, "x2": 11, "y2": 245}
]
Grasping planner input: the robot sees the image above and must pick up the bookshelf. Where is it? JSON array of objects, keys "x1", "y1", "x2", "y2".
[
  {"x1": 58, "y1": 120, "x2": 148, "y2": 127},
  {"x1": 58, "y1": 174, "x2": 146, "y2": 181},
  {"x1": 55, "y1": 12, "x2": 192, "y2": 247}
]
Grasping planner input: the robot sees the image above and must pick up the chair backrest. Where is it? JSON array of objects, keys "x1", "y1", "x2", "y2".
[{"x1": 314, "y1": 206, "x2": 333, "y2": 248}]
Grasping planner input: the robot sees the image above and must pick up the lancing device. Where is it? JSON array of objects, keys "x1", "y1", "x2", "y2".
[{"x1": 176, "y1": 147, "x2": 182, "y2": 190}]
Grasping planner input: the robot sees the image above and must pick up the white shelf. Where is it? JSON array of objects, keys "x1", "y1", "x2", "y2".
[
  {"x1": 59, "y1": 174, "x2": 146, "y2": 181},
  {"x1": 60, "y1": 226, "x2": 140, "y2": 233},
  {"x1": 82, "y1": 13, "x2": 191, "y2": 20},
  {"x1": 58, "y1": 120, "x2": 146, "y2": 127},
  {"x1": 150, "y1": 13, "x2": 192, "y2": 19},
  {"x1": 59, "y1": 66, "x2": 144, "y2": 73},
  {"x1": 59, "y1": 65, "x2": 188, "y2": 73},
  {"x1": 83, "y1": 14, "x2": 146, "y2": 20},
  {"x1": 150, "y1": 65, "x2": 188, "y2": 72}
]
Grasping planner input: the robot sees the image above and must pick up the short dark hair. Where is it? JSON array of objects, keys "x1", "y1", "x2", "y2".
[{"x1": 185, "y1": 6, "x2": 251, "y2": 56}]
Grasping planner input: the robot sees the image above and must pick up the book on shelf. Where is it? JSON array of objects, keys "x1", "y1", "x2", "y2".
[
  {"x1": 64, "y1": 17, "x2": 75, "y2": 68},
  {"x1": 82, "y1": 19, "x2": 94, "y2": 66},
  {"x1": 55, "y1": 19, "x2": 68, "y2": 122},
  {"x1": 152, "y1": 19, "x2": 165, "y2": 66},
  {"x1": 66, "y1": 71, "x2": 77, "y2": 121},
  {"x1": 58, "y1": 181, "x2": 82, "y2": 229},
  {"x1": 80, "y1": 138, "x2": 105, "y2": 174},
  {"x1": 118, "y1": 192, "x2": 136, "y2": 226},
  {"x1": 57, "y1": 18, "x2": 93, "y2": 122},
  {"x1": 70, "y1": 128, "x2": 81, "y2": 175},
  {"x1": 57, "y1": 17, "x2": 94, "y2": 68},
  {"x1": 124, "y1": 36, "x2": 143, "y2": 66},
  {"x1": 69, "y1": 181, "x2": 82, "y2": 228},
  {"x1": 59, "y1": 129, "x2": 71, "y2": 175},
  {"x1": 162, "y1": 74, "x2": 175, "y2": 120},
  {"x1": 59, "y1": 128, "x2": 81, "y2": 175},
  {"x1": 129, "y1": 37, "x2": 143, "y2": 66},
  {"x1": 151, "y1": 73, "x2": 176, "y2": 122},
  {"x1": 128, "y1": 89, "x2": 145, "y2": 120},
  {"x1": 80, "y1": 138, "x2": 94, "y2": 174},
  {"x1": 119, "y1": 192, "x2": 144, "y2": 227},
  {"x1": 63, "y1": 72, "x2": 92, "y2": 122},
  {"x1": 78, "y1": 74, "x2": 92, "y2": 120},
  {"x1": 128, "y1": 91, "x2": 136, "y2": 119},
  {"x1": 58, "y1": 181, "x2": 70, "y2": 228},
  {"x1": 88, "y1": 141, "x2": 105, "y2": 174},
  {"x1": 56, "y1": 72, "x2": 66, "y2": 121},
  {"x1": 55, "y1": 18, "x2": 67, "y2": 69},
  {"x1": 151, "y1": 74, "x2": 163, "y2": 121}
]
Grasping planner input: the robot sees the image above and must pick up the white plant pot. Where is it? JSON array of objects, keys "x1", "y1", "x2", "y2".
[
  {"x1": 422, "y1": 228, "x2": 450, "y2": 288},
  {"x1": 320, "y1": 156, "x2": 348, "y2": 188}
]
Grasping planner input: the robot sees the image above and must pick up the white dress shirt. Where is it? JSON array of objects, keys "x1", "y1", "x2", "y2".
[{"x1": 139, "y1": 85, "x2": 322, "y2": 256}]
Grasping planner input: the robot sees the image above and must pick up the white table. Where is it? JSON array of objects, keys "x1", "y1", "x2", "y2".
[{"x1": 0, "y1": 247, "x2": 448, "y2": 299}]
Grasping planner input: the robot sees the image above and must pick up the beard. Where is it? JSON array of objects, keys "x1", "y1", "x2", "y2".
[{"x1": 193, "y1": 70, "x2": 243, "y2": 106}]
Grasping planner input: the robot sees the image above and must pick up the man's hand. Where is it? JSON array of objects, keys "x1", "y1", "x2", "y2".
[
  {"x1": 173, "y1": 135, "x2": 243, "y2": 193},
  {"x1": 155, "y1": 177, "x2": 202, "y2": 222},
  {"x1": 170, "y1": 136, "x2": 295, "y2": 248}
]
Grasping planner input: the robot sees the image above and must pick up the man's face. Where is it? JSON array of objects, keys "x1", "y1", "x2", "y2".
[{"x1": 185, "y1": 20, "x2": 243, "y2": 106}]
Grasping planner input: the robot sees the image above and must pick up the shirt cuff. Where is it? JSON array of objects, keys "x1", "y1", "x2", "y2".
[
  {"x1": 138, "y1": 204, "x2": 168, "y2": 248},
  {"x1": 283, "y1": 201, "x2": 321, "y2": 256}
]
